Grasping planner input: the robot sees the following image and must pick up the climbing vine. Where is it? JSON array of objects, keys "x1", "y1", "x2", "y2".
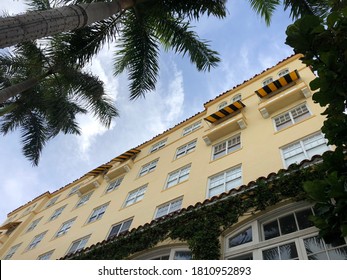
[{"x1": 65, "y1": 159, "x2": 325, "y2": 260}]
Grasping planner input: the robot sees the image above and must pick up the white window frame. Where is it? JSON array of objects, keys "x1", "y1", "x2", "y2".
[
  {"x1": 87, "y1": 204, "x2": 108, "y2": 223},
  {"x1": 182, "y1": 120, "x2": 201, "y2": 136},
  {"x1": 105, "y1": 177, "x2": 123, "y2": 193},
  {"x1": 218, "y1": 101, "x2": 228, "y2": 110},
  {"x1": 66, "y1": 235, "x2": 90, "y2": 255},
  {"x1": 48, "y1": 205, "x2": 66, "y2": 221},
  {"x1": 55, "y1": 218, "x2": 76, "y2": 237},
  {"x1": 26, "y1": 217, "x2": 42, "y2": 233},
  {"x1": 134, "y1": 246, "x2": 191, "y2": 260},
  {"x1": 45, "y1": 196, "x2": 59, "y2": 208},
  {"x1": 262, "y1": 77, "x2": 273, "y2": 86},
  {"x1": 155, "y1": 197, "x2": 183, "y2": 219},
  {"x1": 281, "y1": 132, "x2": 330, "y2": 168},
  {"x1": 207, "y1": 165, "x2": 242, "y2": 198},
  {"x1": 232, "y1": 94, "x2": 242, "y2": 102},
  {"x1": 149, "y1": 138, "x2": 167, "y2": 153},
  {"x1": 175, "y1": 139, "x2": 197, "y2": 159},
  {"x1": 67, "y1": 185, "x2": 80, "y2": 197},
  {"x1": 75, "y1": 192, "x2": 93, "y2": 208},
  {"x1": 212, "y1": 134, "x2": 241, "y2": 160},
  {"x1": 124, "y1": 185, "x2": 147, "y2": 207},
  {"x1": 165, "y1": 165, "x2": 191, "y2": 189},
  {"x1": 107, "y1": 218, "x2": 133, "y2": 239},
  {"x1": 4, "y1": 243, "x2": 21, "y2": 259},
  {"x1": 278, "y1": 68, "x2": 289, "y2": 77},
  {"x1": 37, "y1": 250, "x2": 54, "y2": 260},
  {"x1": 139, "y1": 159, "x2": 158, "y2": 177},
  {"x1": 27, "y1": 231, "x2": 47, "y2": 251},
  {"x1": 273, "y1": 103, "x2": 311, "y2": 131}
]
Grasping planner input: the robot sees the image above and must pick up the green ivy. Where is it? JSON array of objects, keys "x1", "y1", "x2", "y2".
[{"x1": 67, "y1": 161, "x2": 325, "y2": 260}]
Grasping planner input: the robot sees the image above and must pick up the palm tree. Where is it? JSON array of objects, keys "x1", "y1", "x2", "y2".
[
  {"x1": 0, "y1": 0, "x2": 227, "y2": 48},
  {"x1": 0, "y1": 40, "x2": 118, "y2": 165}
]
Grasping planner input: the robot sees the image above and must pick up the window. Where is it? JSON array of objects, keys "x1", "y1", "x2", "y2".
[
  {"x1": 281, "y1": 132, "x2": 330, "y2": 168},
  {"x1": 108, "y1": 218, "x2": 133, "y2": 239},
  {"x1": 273, "y1": 103, "x2": 311, "y2": 131},
  {"x1": 228, "y1": 227, "x2": 252, "y2": 248},
  {"x1": 212, "y1": 134, "x2": 241, "y2": 160},
  {"x1": 139, "y1": 159, "x2": 158, "y2": 177},
  {"x1": 224, "y1": 203, "x2": 347, "y2": 260},
  {"x1": 208, "y1": 166, "x2": 242, "y2": 198},
  {"x1": 105, "y1": 177, "x2": 123, "y2": 193},
  {"x1": 66, "y1": 235, "x2": 90, "y2": 255},
  {"x1": 232, "y1": 94, "x2": 242, "y2": 102},
  {"x1": 55, "y1": 218, "x2": 75, "y2": 237},
  {"x1": 27, "y1": 231, "x2": 46, "y2": 250},
  {"x1": 278, "y1": 68, "x2": 289, "y2": 77},
  {"x1": 76, "y1": 192, "x2": 93, "y2": 208},
  {"x1": 150, "y1": 139, "x2": 167, "y2": 153},
  {"x1": 21, "y1": 204, "x2": 36, "y2": 217},
  {"x1": 87, "y1": 204, "x2": 108, "y2": 223},
  {"x1": 37, "y1": 250, "x2": 54, "y2": 260},
  {"x1": 182, "y1": 120, "x2": 201, "y2": 136},
  {"x1": 124, "y1": 185, "x2": 147, "y2": 207},
  {"x1": 155, "y1": 198, "x2": 183, "y2": 219},
  {"x1": 26, "y1": 217, "x2": 42, "y2": 233},
  {"x1": 165, "y1": 165, "x2": 191, "y2": 189},
  {"x1": 135, "y1": 247, "x2": 192, "y2": 260},
  {"x1": 48, "y1": 205, "x2": 66, "y2": 221},
  {"x1": 175, "y1": 140, "x2": 197, "y2": 159},
  {"x1": 4, "y1": 243, "x2": 21, "y2": 260},
  {"x1": 45, "y1": 196, "x2": 59, "y2": 208},
  {"x1": 67, "y1": 185, "x2": 80, "y2": 197},
  {"x1": 262, "y1": 208, "x2": 314, "y2": 240},
  {"x1": 262, "y1": 77, "x2": 273, "y2": 86},
  {"x1": 218, "y1": 101, "x2": 228, "y2": 109}
]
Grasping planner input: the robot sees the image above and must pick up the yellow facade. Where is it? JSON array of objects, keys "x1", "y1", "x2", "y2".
[{"x1": 0, "y1": 54, "x2": 334, "y2": 260}]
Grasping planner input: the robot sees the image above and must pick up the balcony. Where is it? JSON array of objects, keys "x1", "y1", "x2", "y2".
[
  {"x1": 203, "y1": 112, "x2": 247, "y2": 145},
  {"x1": 104, "y1": 160, "x2": 134, "y2": 182}
]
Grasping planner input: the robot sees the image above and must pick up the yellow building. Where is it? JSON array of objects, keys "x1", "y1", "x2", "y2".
[{"x1": 1, "y1": 54, "x2": 344, "y2": 260}]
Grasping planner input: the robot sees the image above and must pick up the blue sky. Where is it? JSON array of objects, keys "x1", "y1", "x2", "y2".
[{"x1": 0, "y1": 0, "x2": 294, "y2": 222}]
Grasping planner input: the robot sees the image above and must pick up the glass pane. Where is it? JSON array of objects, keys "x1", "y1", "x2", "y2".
[
  {"x1": 263, "y1": 247, "x2": 280, "y2": 260},
  {"x1": 304, "y1": 236, "x2": 325, "y2": 254},
  {"x1": 263, "y1": 220, "x2": 280, "y2": 240},
  {"x1": 174, "y1": 251, "x2": 192, "y2": 260},
  {"x1": 279, "y1": 243, "x2": 298, "y2": 259},
  {"x1": 326, "y1": 235, "x2": 346, "y2": 248},
  {"x1": 279, "y1": 214, "x2": 297, "y2": 235},
  {"x1": 228, "y1": 227, "x2": 252, "y2": 248},
  {"x1": 327, "y1": 247, "x2": 347, "y2": 260},
  {"x1": 228, "y1": 253, "x2": 253, "y2": 260},
  {"x1": 295, "y1": 208, "x2": 314, "y2": 230}
]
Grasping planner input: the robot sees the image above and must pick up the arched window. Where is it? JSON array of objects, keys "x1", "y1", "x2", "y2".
[
  {"x1": 218, "y1": 101, "x2": 228, "y2": 109},
  {"x1": 133, "y1": 246, "x2": 192, "y2": 260},
  {"x1": 262, "y1": 77, "x2": 273, "y2": 86},
  {"x1": 278, "y1": 68, "x2": 289, "y2": 77},
  {"x1": 232, "y1": 94, "x2": 242, "y2": 103}
]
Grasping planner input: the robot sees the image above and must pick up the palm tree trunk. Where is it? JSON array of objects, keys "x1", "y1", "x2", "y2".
[
  {"x1": 0, "y1": 0, "x2": 138, "y2": 48},
  {"x1": 0, "y1": 73, "x2": 50, "y2": 103}
]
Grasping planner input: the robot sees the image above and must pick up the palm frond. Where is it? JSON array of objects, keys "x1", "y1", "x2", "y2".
[
  {"x1": 155, "y1": 15, "x2": 220, "y2": 72},
  {"x1": 283, "y1": 0, "x2": 330, "y2": 19},
  {"x1": 247, "y1": 0, "x2": 281, "y2": 25},
  {"x1": 114, "y1": 10, "x2": 159, "y2": 100},
  {"x1": 25, "y1": 0, "x2": 52, "y2": 11}
]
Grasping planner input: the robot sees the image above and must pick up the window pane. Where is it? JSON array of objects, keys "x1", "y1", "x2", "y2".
[
  {"x1": 327, "y1": 247, "x2": 347, "y2": 260},
  {"x1": 263, "y1": 247, "x2": 280, "y2": 260},
  {"x1": 295, "y1": 208, "x2": 314, "y2": 230},
  {"x1": 304, "y1": 236, "x2": 325, "y2": 255},
  {"x1": 228, "y1": 253, "x2": 253, "y2": 260},
  {"x1": 228, "y1": 227, "x2": 252, "y2": 248},
  {"x1": 279, "y1": 214, "x2": 297, "y2": 235},
  {"x1": 279, "y1": 243, "x2": 298, "y2": 259},
  {"x1": 263, "y1": 220, "x2": 280, "y2": 240},
  {"x1": 174, "y1": 251, "x2": 192, "y2": 260}
]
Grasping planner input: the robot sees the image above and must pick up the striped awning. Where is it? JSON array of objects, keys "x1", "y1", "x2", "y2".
[
  {"x1": 111, "y1": 148, "x2": 141, "y2": 163},
  {"x1": 255, "y1": 70, "x2": 300, "y2": 98},
  {"x1": 0, "y1": 221, "x2": 21, "y2": 230},
  {"x1": 204, "y1": 100, "x2": 246, "y2": 123},
  {"x1": 86, "y1": 164, "x2": 113, "y2": 177}
]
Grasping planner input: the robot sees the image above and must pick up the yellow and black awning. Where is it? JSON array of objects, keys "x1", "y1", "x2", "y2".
[
  {"x1": 86, "y1": 164, "x2": 113, "y2": 177},
  {"x1": 111, "y1": 148, "x2": 141, "y2": 163},
  {"x1": 255, "y1": 70, "x2": 300, "y2": 98},
  {"x1": 204, "y1": 100, "x2": 246, "y2": 123}
]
